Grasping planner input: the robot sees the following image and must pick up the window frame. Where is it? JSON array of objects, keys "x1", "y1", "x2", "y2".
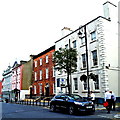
[
  {"x1": 40, "y1": 58, "x2": 42, "y2": 66},
  {"x1": 46, "y1": 68, "x2": 49, "y2": 79},
  {"x1": 92, "y1": 50, "x2": 98, "y2": 66}
]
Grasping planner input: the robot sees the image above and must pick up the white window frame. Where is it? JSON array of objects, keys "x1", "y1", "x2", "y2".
[
  {"x1": 34, "y1": 72, "x2": 37, "y2": 81},
  {"x1": 81, "y1": 37, "x2": 85, "y2": 45},
  {"x1": 46, "y1": 55, "x2": 48, "y2": 63},
  {"x1": 73, "y1": 78, "x2": 78, "y2": 91},
  {"x1": 39, "y1": 83, "x2": 42, "y2": 95},
  {"x1": 46, "y1": 68, "x2": 49, "y2": 79},
  {"x1": 40, "y1": 58, "x2": 42, "y2": 66},
  {"x1": 82, "y1": 53, "x2": 86, "y2": 68},
  {"x1": 72, "y1": 40, "x2": 77, "y2": 48},
  {"x1": 40, "y1": 70, "x2": 42, "y2": 80},
  {"x1": 34, "y1": 61, "x2": 37, "y2": 67},
  {"x1": 34, "y1": 85, "x2": 36, "y2": 94},
  {"x1": 92, "y1": 50, "x2": 98, "y2": 66},
  {"x1": 91, "y1": 31, "x2": 96, "y2": 41}
]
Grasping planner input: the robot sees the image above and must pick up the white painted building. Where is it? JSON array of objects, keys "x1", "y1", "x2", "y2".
[{"x1": 55, "y1": 1, "x2": 119, "y2": 98}]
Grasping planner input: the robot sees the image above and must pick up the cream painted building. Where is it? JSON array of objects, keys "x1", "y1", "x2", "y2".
[{"x1": 55, "y1": 1, "x2": 119, "y2": 98}]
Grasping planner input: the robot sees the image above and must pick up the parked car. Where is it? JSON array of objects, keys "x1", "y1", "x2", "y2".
[{"x1": 50, "y1": 94, "x2": 95, "y2": 115}]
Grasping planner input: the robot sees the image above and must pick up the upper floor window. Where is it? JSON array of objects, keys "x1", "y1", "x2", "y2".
[
  {"x1": 40, "y1": 58, "x2": 42, "y2": 66},
  {"x1": 34, "y1": 72, "x2": 37, "y2": 81},
  {"x1": 34, "y1": 61, "x2": 37, "y2": 67},
  {"x1": 91, "y1": 31, "x2": 96, "y2": 41},
  {"x1": 92, "y1": 50, "x2": 98, "y2": 66},
  {"x1": 46, "y1": 55, "x2": 48, "y2": 63},
  {"x1": 40, "y1": 70, "x2": 42, "y2": 80},
  {"x1": 46, "y1": 68, "x2": 49, "y2": 79},
  {"x1": 65, "y1": 44, "x2": 68, "y2": 49},
  {"x1": 73, "y1": 40, "x2": 76, "y2": 48},
  {"x1": 81, "y1": 37, "x2": 85, "y2": 45},
  {"x1": 82, "y1": 54, "x2": 86, "y2": 68}
]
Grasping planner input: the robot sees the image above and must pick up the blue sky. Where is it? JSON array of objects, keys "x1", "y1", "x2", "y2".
[{"x1": 0, "y1": 0, "x2": 119, "y2": 79}]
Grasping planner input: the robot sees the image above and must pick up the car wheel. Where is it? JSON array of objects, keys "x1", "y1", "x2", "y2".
[
  {"x1": 50, "y1": 104, "x2": 56, "y2": 112},
  {"x1": 68, "y1": 106, "x2": 74, "y2": 115}
]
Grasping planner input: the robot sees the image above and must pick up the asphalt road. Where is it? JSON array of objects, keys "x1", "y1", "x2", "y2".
[{"x1": 1, "y1": 102, "x2": 120, "y2": 120}]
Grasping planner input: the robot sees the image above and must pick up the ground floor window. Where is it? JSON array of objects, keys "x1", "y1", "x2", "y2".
[
  {"x1": 94, "y1": 75, "x2": 99, "y2": 90},
  {"x1": 74, "y1": 78, "x2": 78, "y2": 90},
  {"x1": 83, "y1": 81, "x2": 87, "y2": 90}
]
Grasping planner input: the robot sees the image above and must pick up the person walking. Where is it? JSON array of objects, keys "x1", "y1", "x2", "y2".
[
  {"x1": 104, "y1": 90, "x2": 112, "y2": 114},
  {"x1": 90, "y1": 91, "x2": 95, "y2": 104},
  {"x1": 110, "y1": 91, "x2": 116, "y2": 111}
]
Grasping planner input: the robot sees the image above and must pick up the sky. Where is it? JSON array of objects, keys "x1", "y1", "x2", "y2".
[{"x1": 0, "y1": 0, "x2": 119, "y2": 79}]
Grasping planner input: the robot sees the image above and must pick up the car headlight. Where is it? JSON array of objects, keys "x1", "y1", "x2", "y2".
[{"x1": 74, "y1": 101, "x2": 83, "y2": 105}]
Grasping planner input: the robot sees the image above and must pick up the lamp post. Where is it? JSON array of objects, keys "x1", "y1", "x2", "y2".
[{"x1": 78, "y1": 25, "x2": 90, "y2": 97}]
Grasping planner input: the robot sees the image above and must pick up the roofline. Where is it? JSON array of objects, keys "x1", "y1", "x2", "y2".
[
  {"x1": 103, "y1": 1, "x2": 117, "y2": 7},
  {"x1": 33, "y1": 45, "x2": 55, "y2": 59},
  {"x1": 55, "y1": 16, "x2": 111, "y2": 43}
]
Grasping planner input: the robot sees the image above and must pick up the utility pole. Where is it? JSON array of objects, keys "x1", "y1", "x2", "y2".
[
  {"x1": 69, "y1": 39, "x2": 72, "y2": 94},
  {"x1": 84, "y1": 26, "x2": 90, "y2": 97},
  {"x1": 78, "y1": 25, "x2": 90, "y2": 97}
]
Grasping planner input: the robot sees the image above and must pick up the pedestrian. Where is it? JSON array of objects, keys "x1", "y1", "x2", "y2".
[
  {"x1": 110, "y1": 91, "x2": 116, "y2": 111},
  {"x1": 90, "y1": 91, "x2": 95, "y2": 104},
  {"x1": 104, "y1": 89, "x2": 112, "y2": 114}
]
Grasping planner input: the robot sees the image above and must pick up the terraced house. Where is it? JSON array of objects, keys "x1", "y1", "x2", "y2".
[{"x1": 32, "y1": 45, "x2": 55, "y2": 97}]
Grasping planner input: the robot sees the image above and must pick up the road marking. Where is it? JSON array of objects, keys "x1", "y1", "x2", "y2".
[
  {"x1": 114, "y1": 114, "x2": 120, "y2": 119},
  {"x1": 97, "y1": 115, "x2": 111, "y2": 119}
]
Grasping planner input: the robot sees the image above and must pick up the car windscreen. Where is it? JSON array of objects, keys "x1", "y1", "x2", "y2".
[{"x1": 68, "y1": 95, "x2": 86, "y2": 101}]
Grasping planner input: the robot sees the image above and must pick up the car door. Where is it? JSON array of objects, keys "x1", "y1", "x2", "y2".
[{"x1": 59, "y1": 95, "x2": 68, "y2": 109}]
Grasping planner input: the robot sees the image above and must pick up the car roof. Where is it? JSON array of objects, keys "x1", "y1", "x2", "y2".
[{"x1": 55, "y1": 94, "x2": 81, "y2": 96}]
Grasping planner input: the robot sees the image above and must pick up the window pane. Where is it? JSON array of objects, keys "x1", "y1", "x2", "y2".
[
  {"x1": 57, "y1": 78, "x2": 60, "y2": 87},
  {"x1": 82, "y1": 54, "x2": 86, "y2": 68},
  {"x1": 94, "y1": 75, "x2": 99, "y2": 89},
  {"x1": 46, "y1": 68, "x2": 48, "y2": 79},
  {"x1": 46, "y1": 55, "x2": 48, "y2": 63},
  {"x1": 81, "y1": 37, "x2": 85, "y2": 45},
  {"x1": 92, "y1": 50, "x2": 98, "y2": 66},
  {"x1": 40, "y1": 58, "x2": 42, "y2": 66},
  {"x1": 91, "y1": 31, "x2": 96, "y2": 40},
  {"x1": 74, "y1": 78, "x2": 78, "y2": 90},
  {"x1": 40, "y1": 70, "x2": 42, "y2": 80},
  {"x1": 73, "y1": 40, "x2": 76, "y2": 48}
]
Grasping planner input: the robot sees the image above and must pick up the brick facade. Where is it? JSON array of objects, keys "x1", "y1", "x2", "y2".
[{"x1": 32, "y1": 45, "x2": 55, "y2": 97}]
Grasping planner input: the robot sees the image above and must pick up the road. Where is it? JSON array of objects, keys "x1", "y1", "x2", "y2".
[{"x1": 1, "y1": 102, "x2": 120, "y2": 120}]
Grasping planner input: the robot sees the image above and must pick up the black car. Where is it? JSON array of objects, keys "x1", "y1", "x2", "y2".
[{"x1": 50, "y1": 94, "x2": 95, "y2": 115}]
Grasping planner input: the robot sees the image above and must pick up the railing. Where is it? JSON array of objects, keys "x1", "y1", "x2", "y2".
[{"x1": 9, "y1": 99, "x2": 51, "y2": 107}]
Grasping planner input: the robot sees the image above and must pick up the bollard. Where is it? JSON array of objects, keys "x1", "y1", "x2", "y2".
[
  {"x1": 39, "y1": 99, "x2": 41, "y2": 106},
  {"x1": 43, "y1": 100, "x2": 45, "y2": 106},
  {"x1": 48, "y1": 100, "x2": 49, "y2": 106},
  {"x1": 30, "y1": 100, "x2": 31, "y2": 105},
  {"x1": 33, "y1": 100, "x2": 34, "y2": 106}
]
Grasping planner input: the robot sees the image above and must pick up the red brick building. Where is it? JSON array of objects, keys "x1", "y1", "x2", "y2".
[{"x1": 32, "y1": 45, "x2": 55, "y2": 97}]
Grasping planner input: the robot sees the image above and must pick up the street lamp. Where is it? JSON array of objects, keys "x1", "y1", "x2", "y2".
[{"x1": 78, "y1": 25, "x2": 90, "y2": 97}]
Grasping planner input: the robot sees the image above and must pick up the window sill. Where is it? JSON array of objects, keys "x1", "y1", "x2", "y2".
[
  {"x1": 91, "y1": 65, "x2": 98, "y2": 68},
  {"x1": 80, "y1": 68, "x2": 87, "y2": 70},
  {"x1": 80, "y1": 44, "x2": 85, "y2": 48},
  {"x1": 90, "y1": 39, "x2": 97, "y2": 44},
  {"x1": 73, "y1": 91, "x2": 78, "y2": 93}
]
